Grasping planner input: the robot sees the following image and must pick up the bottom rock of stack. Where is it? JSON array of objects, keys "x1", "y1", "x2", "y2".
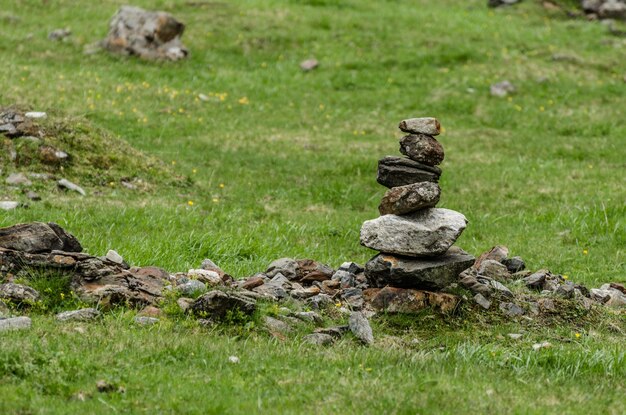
[{"x1": 364, "y1": 247, "x2": 475, "y2": 290}]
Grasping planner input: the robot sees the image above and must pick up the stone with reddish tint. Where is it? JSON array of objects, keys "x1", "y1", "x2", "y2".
[
  {"x1": 364, "y1": 287, "x2": 460, "y2": 314},
  {"x1": 399, "y1": 134, "x2": 444, "y2": 166},
  {"x1": 398, "y1": 117, "x2": 441, "y2": 136},
  {"x1": 473, "y1": 245, "x2": 509, "y2": 270},
  {"x1": 378, "y1": 182, "x2": 440, "y2": 215}
]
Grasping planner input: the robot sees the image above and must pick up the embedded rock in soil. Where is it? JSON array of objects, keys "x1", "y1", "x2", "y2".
[
  {"x1": 348, "y1": 311, "x2": 374, "y2": 345},
  {"x1": 364, "y1": 287, "x2": 460, "y2": 313},
  {"x1": 364, "y1": 247, "x2": 475, "y2": 290},
  {"x1": 0, "y1": 283, "x2": 40, "y2": 303},
  {"x1": 399, "y1": 134, "x2": 445, "y2": 166},
  {"x1": 378, "y1": 182, "x2": 441, "y2": 215},
  {"x1": 189, "y1": 290, "x2": 257, "y2": 320},
  {"x1": 102, "y1": 6, "x2": 188, "y2": 61},
  {"x1": 56, "y1": 308, "x2": 100, "y2": 322},
  {"x1": 398, "y1": 117, "x2": 441, "y2": 136},
  {"x1": 360, "y1": 208, "x2": 467, "y2": 257},
  {"x1": 377, "y1": 156, "x2": 441, "y2": 188},
  {"x1": 0, "y1": 222, "x2": 82, "y2": 253},
  {"x1": 303, "y1": 333, "x2": 334, "y2": 346},
  {"x1": 0, "y1": 316, "x2": 31, "y2": 331}
]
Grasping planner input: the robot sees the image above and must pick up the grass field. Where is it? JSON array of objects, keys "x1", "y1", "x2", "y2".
[{"x1": 1, "y1": 0, "x2": 625, "y2": 413}]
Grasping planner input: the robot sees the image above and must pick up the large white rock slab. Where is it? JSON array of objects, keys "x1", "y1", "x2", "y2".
[{"x1": 360, "y1": 208, "x2": 467, "y2": 257}]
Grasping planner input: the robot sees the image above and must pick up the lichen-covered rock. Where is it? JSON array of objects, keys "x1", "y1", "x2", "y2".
[
  {"x1": 102, "y1": 6, "x2": 188, "y2": 61},
  {"x1": 399, "y1": 134, "x2": 444, "y2": 166},
  {"x1": 378, "y1": 182, "x2": 440, "y2": 215},
  {"x1": 360, "y1": 208, "x2": 467, "y2": 257}
]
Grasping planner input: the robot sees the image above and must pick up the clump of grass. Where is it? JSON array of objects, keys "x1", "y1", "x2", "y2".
[{"x1": 12, "y1": 270, "x2": 88, "y2": 314}]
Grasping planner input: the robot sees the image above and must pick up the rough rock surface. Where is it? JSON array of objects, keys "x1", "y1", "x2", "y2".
[
  {"x1": 0, "y1": 222, "x2": 82, "y2": 253},
  {"x1": 303, "y1": 332, "x2": 334, "y2": 346},
  {"x1": 102, "y1": 6, "x2": 188, "y2": 61},
  {"x1": 582, "y1": 0, "x2": 626, "y2": 20},
  {"x1": 398, "y1": 117, "x2": 441, "y2": 136},
  {"x1": 0, "y1": 316, "x2": 31, "y2": 331},
  {"x1": 364, "y1": 287, "x2": 460, "y2": 313},
  {"x1": 189, "y1": 290, "x2": 257, "y2": 320},
  {"x1": 348, "y1": 311, "x2": 374, "y2": 345},
  {"x1": 378, "y1": 182, "x2": 441, "y2": 215},
  {"x1": 360, "y1": 208, "x2": 468, "y2": 257},
  {"x1": 0, "y1": 283, "x2": 40, "y2": 303},
  {"x1": 377, "y1": 156, "x2": 441, "y2": 188},
  {"x1": 364, "y1": 248, "x2": 475, "y2": 290},
  {"x1": 399, "y1": 134, "x2": 445, "y2": 166},
  {"x1": 56, "y1": 308, "x2": 100, "y2": 322}
]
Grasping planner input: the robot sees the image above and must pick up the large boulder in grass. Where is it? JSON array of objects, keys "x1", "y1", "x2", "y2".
[
  {"x1": 102, "y1": 6, "x2": 188, "y2": 61},
  {"x1": 0, "y1": 222, "x2": 82, "y2": 253}
]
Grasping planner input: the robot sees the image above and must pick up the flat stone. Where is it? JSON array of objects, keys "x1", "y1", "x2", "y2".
[
  {"x1": 24, "y1": 111, "x2": 47, "y2": 119},
  {"x1": 348, "y1": 311, "x2": 374, "y2": 345},
  {"x1": 300, "y1": 58, "x2": 319, "y2": 71},
  {"x1": 0, "y1": 201, "x2": 20, "y2": 210},
  {"x1": 399, "y1": 134, "x2": 444, "y2": 166},
  {"x1": 264, "y1": 316, "x2": 292, "y2": 334},
  {"x1": 306, "y1": 294, "x2": 334, "y2": 310},
  {"x1": 490, "y1": 80, "x2": 515, "y2": 97},
  {"x1": 377, "y1": 156, "x2": 441, "y2": 188},
  {"x1": 6, "y1": 173, "x2": 32, "y2": 186},
  {"x1": 240, "y1": 276, "x2": 265, "y2": 290},
  {"x1": 0, "y1": 316, "x2": 31, "y2": 331},
  {"x1": 337, "y1": 262, "x2": 363, "y2": 275},
  {"x1": 398, "y1": 117, "x2": 441, "y2": 136},
  {"x1": 134, "y1": 316, "x2": 159, "y2": 325},
  {"x1": 187, "y1": 269, "x2": 222, "y2": 285},
  {"x1": 378, "y1": 182, "x2": 440, "y2": 215},
  {"x1": 291, "y1": 311, "x2": 323, "y2": 325},
  {"x1": 477, "y1": 259, "x2": 511, "y2": 282},
  {"x1": 473, "y1": 245, "x2": 509, "y2": 269},
  {"x1": 524, "y1": 270, "x2": 548, "y2": 290},
  {"x1": 365, "y1": 248, "x2": 475, "y2": 290},
  {"x1": 303, "y1": 333, "x2": 334, "y2": 346},
  {"x1": 253, "y1": 283, "x2": 288, "y2": 300},
  {"x1": 474, "y1": 293, "x2": 491, "y2": 309},
  {"x1": 56, "y1": 308, "x2": 100, "y2": 322},
  {"x1": 25, "y1": 191, "x2": 41, "y2": 201},
  {"x1": 341, "y1": 287, "x2": 364, "y2": 310},
  {"x1": 0, "y1": 283, "x2": 40, "y2": 303},
  {"x1": 57, "y1": 179, "x2": 86, "y2": 196},
  {"x1": 290, "y1": 286, "x2": 321, "y2": 300},
  {"x1": 266, "y1": 258, "x2": 298, "y2": 280},
  {"x1": 105, "y1": 250, "x2": 124, "y2": 265},
  {"x1": 499, "y1": 302, "x2": 524, "y2": 317},
  {"x1": 364, "y1": 287, "x2": 460, "y2": 313},
  {"x1": 313, "y1": 325, "x2": 349, "y2": 338}
]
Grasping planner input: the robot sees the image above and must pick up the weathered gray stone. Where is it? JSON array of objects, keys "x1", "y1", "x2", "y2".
[
  {"x1": 6, "y1": 173, "x2": 32, "y2": 186},
  {"x1": 187, "y1": 269, "x2": 222, "y2": 285},
  {"x1": 398, "y1": 117, "x2": 441, "y2": 136},
  {"x1": 253, "y1": 283, "x2": 288, "y2": 300},
  {"x1": 314, "y1": 325, "x2": 349, "y2": 338},
  {"x1": 477, "y1": 259, "x2": 511, "y2": 282},
  {"x1": 490, "y1": 80, "x2": 515, "y2": 97},
  {"x1": 176, "y1": 280, "x2": 207, "y2": 296},
  {"x1": 189, "y1": 290, "x2": 256, "y2": 319},
  {"x1": 264, "y1": 316, "x2": 292, "y2": 334},
  {"x1": 473, "y1": 245, "x2": 509, "y2": 270},
  {"x1": 290, "y1": 286, "x2": 321, "y2": 300},
  {"x1": 348, "y1": 311, "x2": 374, "y2": 345},
  {"x1": 266, "y1": 258, "x2": 298, "y2": 280},
  {"x1": 300, "y1": 58, "x2": 319, "y2": 71},
  {"x1": 0, "y1": 316, "x2": 31, "y2": 331},
  {"x1": 474, "y1": 293, "x2": 491, "y2": 310},
  {"x1": 399, "y1": 134, "x2": 444, "y2": 166},
  {"x1": 360, "y1": 208, "x2": 468, "y2": 257},
  {"x1": 0, "y1": 201, "x2": 20, "y2": 211},
  {"x1": 56, "y1": 308, "x2": 100, "y2": 322},
  {"x1": 0, "y1": 222, "x2": 83, "y2": 253},
  {"x1": 338, "y1": 262, "x2": 363, "y2": 275},
  {"x1": 102, "y1": 6, "x2": 188, "y2": 61},
  {"x1": 499, "y1": 302, "x2": 524, "y2": 317},
  {"x1": 502, "y1": 256, "x2": 525, "y2": 273},
  {"x1": 307, "y1": 294, "x2": 334, "y2": 310},
  {"x1": 341, "y1": 288, "x2": 364, "y2": 310},
  {"x1": 295, "y1": 259, "x2": 334, "y2": 283},
  {"x1": 134, "y1": 316, "x2": 159, "y2": 325},
  {"x1": 0, "y1": 283, "x2": 40, "y2": 303},
  {"x1": 303, "y1": 332, "x2": 334, "y2": 346},
  {"x1": 291, "y1": 311, "x2": 323, "y2": 325},
  {"x1": 365, "y1": 248, "x2": 475, "y2": 290},
  {"x1": 57, "y1": 179, "x2": 86, "y2": 196},
  {"x1": 105, "y1": 250, "x2": 124, "y2": 265},
  {"x1": 523, "y1": 270, "x2": 549, "y2": 290},
  {"x1": 377, "y1": 156, "x2": 441, "y2": 188},
  {"x1": 378, "y1": 182, "x2": 440, "y2": 215},
  {"x1": 460, "y1": 269, "x2": 493, "y2": 296}
]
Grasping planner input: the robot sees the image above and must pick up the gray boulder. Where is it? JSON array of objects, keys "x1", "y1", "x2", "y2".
[{"x1": 360, "y1": 208, "x2": 468, "y2": 257}]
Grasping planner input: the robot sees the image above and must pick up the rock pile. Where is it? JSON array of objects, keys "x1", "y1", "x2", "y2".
[
  {"x1": 359, "y1": 117, "x2": 475, "y2": 310},
  {"x1": 582, "y1": 0, "x2": 626, "y2": 20},
  {"x1": 102, "y1": 6, "x2": 188, "y2": 61}
]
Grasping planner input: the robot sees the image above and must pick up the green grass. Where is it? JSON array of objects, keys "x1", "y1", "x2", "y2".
[{"x1": 0, "y1": 0, "x2": 625, "y2": 413}]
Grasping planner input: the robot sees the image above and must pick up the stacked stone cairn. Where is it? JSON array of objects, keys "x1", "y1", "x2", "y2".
[{"x1": 360, "y1": 117, "x2": 475, "y2": 298}]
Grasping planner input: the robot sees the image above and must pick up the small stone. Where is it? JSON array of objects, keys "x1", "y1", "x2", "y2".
[
  {"x1": 399, "y1": 134, "x2": 445, "y2": 166},
  {"x1": 460, "y1": 269, "x2": 493, "y2": 296},
  {"x1": 105, "y1": 249, "x2": 124, "y2": 265},
  {"x1": 360, "y1": 208, "x2": 468, "y2": 257},
  {"x1": 508, "y1": 333, "x2": 523, "y2": 340},
  {"x1": 348, "y1": 311, "x2": 374, "y2": 345},
  {"x1": 228, "y1": 355, "x2": 240, "y2": 364},
  {"x1": 177, "y1": 297, "x2": 193, "y2": 312},
  {"x1": 0, "y1": 316, "x2": 31, "y2": 331},
  {"x1": 253, "y1": 283, "x2": 288, "y2": 300},
  {"x1": 295, "y1": 259, "x2": 334, "y2": 283},
  {"x1": 378, "y1": 182, "x2": 441, "y2": 215},
  {"x1": 48, "y1": 29, "x2": 71, "y2": 41},
  {"x1": 502, "y1": 256, "x2": 525, "y2": 273},
  {"x1": 398, "y1": 117, "x2": 441, "y2": 136},
  {"x1": 474, "y1": 293, "x2": 491, "y2": 309},
  {"x1": 138, "y1": 306, "x2": 162, "y2": 318},
  {"x1": 24, "y1": 111, "x2": 48, "y2": 119},
  {"x1": 377, "y1": 156, "x2": 441, "y2": 188},
  {"x1": 538, "y1": 298, "x2": 556, "y2": 312},
  {"x1": 364, "y1": 248, "x2": 475, "y2": 290},
  {"x1": 266, "y1": 258, "x2": 298, "y2": 280},
  {"x1": 303, "y1": 333, "x2": 334, "y2": 346},
  {"x1": 56, "y1": 308, "x2": 100, "y2": 322},
  {"x1": 290, "y1": 286, "x2": 321, "y2": 299},
  {"x1": 338, "y1": 262, "x2": 363, "y2": 275},
  {"x1": 474, "y1": 245, "x2": 509, "y2": 269},
  {"x1": 264, "y1": 316, "x2": 292, "y2": 334},
  {"x1": 134, "y1": 316, "x2": 159, "y2": 325},
  {"x1": 0, "y1": 201, "x2": 20, "y2": 210},
  {"x1": 291, "y1": 311, "x2": 323, "y2": 325},
  {"x1": 365, "y1": 287, "x2": 460, "y2": 313},
  {"x1": 490, "y1": 80, "x2": 515, "y2": 97},
  {"x1": 524, "y1": 270, "x2": 548, "y2": 290},
  {"x1": 199, "y1": 259, "x2": 227, "y2": 279},
  {"x1": 25, "y1": 191, "x2": 41, "y2": 201},
  {"x1": 57, "y1": 179, "x2": 86, "y2": 196},
  {"x1": 532, "y1": 341, "x2": 552, "y2": 351},
  {"x1": 341, "y1": 288, "x2": 364, "y2": 310},
  {"x1": 300, "y1": 58, "x2": 319, "y2": 71},
  {"x1": 314, "y1": 325, "x2": 349, "y2": 338},
  {"x1": 177, "y1": 280, "x2": 207, "y2": 296},
  {"x1": 0, "y1": 283, "x2": 40, "y2": 303},
  {"x1": 187, "y1": 269, "x2": 222, "y2": 285},
  {"x1": 482, "y1": 278, "x2": 514, "y2": 298},
  {"x1": 40, "y1": 146, "x2": 70, "y2": 164},
  {"x1": 331, "y1": 270, "x2": 355, "y2": 288},
  {"x1": 307, "y1": 294, "x2": 334, "y2": 310},
  {"x1": 499, "y1": 302, "x2": 524, "y2": 317},
  {"x1": 556, "y1": 283, "x2": 576, "y2": 299},
  {"x1": 96, "y1": 380, "x2": 115, "y2": 393},
  {"x1": 477, "y1": 259, "x2": 511, "y2": 282},
  {"x1": 0, "y1": 222, "x2": 82, "y2": 253},
  {"x1": 6, "y1": 173, "x2": 32, "y2": 186},
  {"x1": 241, "y1": 276, "x2": 265, "y2": 290}
]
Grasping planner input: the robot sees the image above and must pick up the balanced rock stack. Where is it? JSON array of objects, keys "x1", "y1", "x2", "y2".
[{"x1": 360, "y1": 117, "x2": 475, "y2": 292}]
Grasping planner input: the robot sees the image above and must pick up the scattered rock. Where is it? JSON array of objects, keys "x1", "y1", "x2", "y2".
[
  {"x1": 56, "y1": 308, "x2": 100, "y2": 322},
  {"x1": 460, "y1": 269, "x2": 493, "y2": 296},
  {"x1": 300, "y1": 58, "x2": 319, "y2": 71},
  {"x1": 499, "y1": 302, "x2": 524, "y2": 317},
  {"x1": 291, "y1": 311, "x2": 323, "y2": 325},
  {"x1": 102, "y1": 6, "x2": 188, "y2": 61},
  {"x1": 0, "y1": 316, "x2": 31, "y2": 331},
  {"x1": 6, "y1": 173, "x2": 32, "y2": 186},
  {"x1": 57, "y1": 179, "x2": 86, "y2": 196},
  {"x1": 187, "y1": 269, "x2": 222, "y2": 285},
  {"x1": 0, "y1": 201, "x2": 20, "y2": 210},
  {"x1": 365, "y1": 287, "x2": 460, "y2": 313},
  {"x1": 532, "y1": 341, "x2": 552, "y2": 351},
  {"x1": 502, "y1": 256, "x2": 525, "y2": 273},
  {"x1": 105, "y1": 249, "x2": 125, "y2": 265},
  {"x1": 307, "y1": 294, "x2": 334, "y2": 310},
  {"x1": 134, "y1": 316, "x2": 159, "y2": 325},
  {"x1": 508, "y1": 333, "x2": 523, "y2": 340},
  {"x1": 488, "y1": 0, "x2": 522, "y2": 7},
  {"x1": 266, "y1": 258, "x2": 298, "y2": 280},
  {"x1": 303, "y1": 332, "x2": 334, "y2": 346},
  {"x1": 490, "y1": 80, "x2": 516, "y2": 97},
  {"x1": 523, "y1": 270, "x2": 548, "y2": 290},
  {"x1": 474, "y1": 293, "x2": 491, "y2": 309},
  {"x1": 341, "y1": 287, "x2": 365, "y2": 309},
  {"x1": 240, "y1": 275, "x2": 265, "y2": 290},
  {"x1": 228, "y1": 355, "x2": 240, "y2": 364},
  {"x1": 348, "y1": 311, "x2": 374, "y2": 345},
  {"x1": 40, "y1": 146, "x2": 70, "y2": 165},
  {"x1": 264, "y1": 316, "x2": 292, "y2": 335},
  {"x1": 0, "y1": 283, "x2": 40, "y2": 303},
  {"x1": 48, "y1": 29, "x2": 71, "y2": 41},
  {"x1": 399, "y1": 134, "x2": 445, "y2": 166},
  {"x1": 253, "y1": 283, "x2": 288, "y2": 300},
  {"x1": 377, "y1": 156, "x2": 441, "y2": 188},
  {"x1": 314, "y1": 325, "x2": 349, "y2": 338},
  {"x1": 291, "y1": 286, "x2": 321, "y2": 299},
  {"x1": 378, "y1": 182, "x2": 441, "y2": 215},
  {"x1": 25, "y1": 191, "x2": 41, "y2": 201},
  {"x1": 474, "y1": 246, "x2": 509, "y2": 269},
  {"x1": 176, "y1": 280, "x2": 207, "y2": 296},
  {"x1": 364, "y1": 248, "x2": 475, "y2": 290},
  {"x1": 189, "y1": 290, "x2": 256, "y2": 320},
  {"x1": 398, "y1": 117, "x2": 441, "y2": 136},
  {"x1": 176, "y1": 297, "x2": 193, "y2": 312},
  {"x1": 477, "y1": 259, "x2": 511, "y2": 282},
  {"x1": 360, "y1": 208, "x2": 468, "y2": 257}
]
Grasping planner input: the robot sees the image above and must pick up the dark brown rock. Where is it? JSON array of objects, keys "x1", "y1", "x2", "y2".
[
  {"x1": 364, "y1": 287, "x2": 460, "y2": 314},
  {"x1": 399, "y1": 134, "x2": 444, "y2": 166},
  {"x1": 189, "y1": 290, "x2": 257, "y2": 319},
  {"x1": 296, "y1": 259, "x2": 334, "y2": 283},
  {"x1": 241, "y1": 276, "x2": 265, "y2": 290},
  {"x1": 377, "y1": 156, "x2": 441, "y2": 188},
  {"x1": 473, "y1": 245, "x2": 509, "y2": 270},
  {"x1": 378, "y1": 182, "x2": 440, "y2": 215},
  {"x1": 0, "y1": 222, "x2": 82, "y2": 253}
]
